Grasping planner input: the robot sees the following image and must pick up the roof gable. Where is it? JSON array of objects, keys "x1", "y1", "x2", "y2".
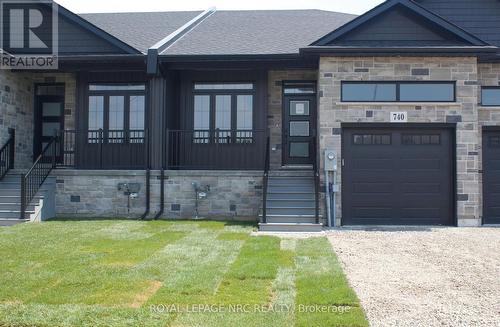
[{"x1": 311, "y1": 0, "x2": 488, "y2": 47}]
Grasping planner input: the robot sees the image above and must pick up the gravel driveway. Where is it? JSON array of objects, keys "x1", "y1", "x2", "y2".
[{"x1": 328, "y1": 227, "x2": 500, "y2": 327}]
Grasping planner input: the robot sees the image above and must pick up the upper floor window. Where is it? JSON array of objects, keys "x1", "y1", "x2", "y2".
[
  {"x1": 341, "y1": 81, "x2": 455, "y2": 102},
  {"x1": 193, "y1": 82, "x2": 255, "y2": 144},
  {"x1": 481, "y1": 87, "x2": 500, "y2": 106},
  {"x1": 87, "y1": 84, "x2": 146, "y2": 143}
]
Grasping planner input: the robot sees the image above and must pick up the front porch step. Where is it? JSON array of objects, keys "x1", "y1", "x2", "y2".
[
  {"x1": 0, "y1": 203, "x2": 36, "y2": 211},
  {"x1": 267, "y1": 193, "x2": 315, "y2": 201},
  {"x1": 268, "y1": 186, "x2": 314, "y2": 193},
  {"x1": 266, "y1": 207, "x2": 315, "y2": 215},
  {"x1": 268, "y1": 177, "x2": 314, "y2": 186},
  {"x1": 0, "y1": 182, "x2": 22, "y2": 190},
  {"x1": 0, "y1": 195, "x2": 42, "y2": 203},
  {"x1": 0, "y1": 189, "x2": 21, "y2": 196},
  {"x1": 258, "y1": 223, "x2": 323, "y2": 232},
  {"x1": 263, "y1": 215, "x2": 317, "y2": 223},
  {"x1": 266, "y1": 199, "x2": 316, "y2": 207},
  {"x1": 0, "y1": 218, "x2": 30, "y2": 226},
  {"x1": 269, "y1": 170, "x2": 314, "y2": 177},
  {"x1": 0, "y1": 210, "x2": 35, "y2": 219}
]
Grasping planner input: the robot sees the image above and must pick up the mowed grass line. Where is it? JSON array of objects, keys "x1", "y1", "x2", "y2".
[
  {"x1": 295, "y1": 237, "x2": 368, "y2": 327},
  {"x1": 171, "y1": 236, "x2": 296, "y2": 327},
  {"x1": 0, "y1": 221, "x2": 368, "y2": 327}
]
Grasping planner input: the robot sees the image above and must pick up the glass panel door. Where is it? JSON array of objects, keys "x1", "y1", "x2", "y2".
[
  {"x1": 35, "y1": 93, "x2": 65, "y2": 162},
  {"x1": 283, "y1": 96, "x2": 316, "y2": 165}
]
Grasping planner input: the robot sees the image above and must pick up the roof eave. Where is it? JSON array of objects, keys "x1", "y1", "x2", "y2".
[{"x1": 300, "y1": 46, "x2": 499, "y2": 56}]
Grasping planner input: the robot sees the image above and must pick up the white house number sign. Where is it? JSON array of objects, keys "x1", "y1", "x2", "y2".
[{"x1": 390, "y1": 112, "x2": 408, "y2": 123}]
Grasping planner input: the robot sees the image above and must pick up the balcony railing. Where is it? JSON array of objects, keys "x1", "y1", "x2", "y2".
[
  {"x1": 166, "y1": 129, "x2": 266, "y2": 170},
  {"x1": 58, "y1": 129, "x2": 266, "y2": 170},
  {"x1": 60, "y1": 129, "x2": 148, "y2": 169}
]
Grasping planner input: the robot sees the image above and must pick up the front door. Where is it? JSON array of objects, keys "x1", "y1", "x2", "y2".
[
  {"x1": 34, "y1": 85, "x2": 65, "y2": 162},
  {"x1": 283, "y1": 95, "x2": 316, "y2": 165}
]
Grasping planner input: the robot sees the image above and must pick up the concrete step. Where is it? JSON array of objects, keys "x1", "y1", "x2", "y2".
[
  {"x1": 0, "y1": 189, "x2": 21, "y2": 196},
  {"x1": 0, "y1": 182, "x2": 22, "y2": 190},
  {"x1": 266, "y1": 199, "x2": 316, "y2": 207},
  {"x1": 1, "y1": 174, "x2": 21, "y2": 182},
  {"x1": 0, "y1": 211, "x2": 34, "y2": 219},
  {"x1": 269, "y1": 170, "x2": 313, "y2": 177},
  {"x1": 0, "y1": 203, "x2": 36, "y2": 211},
  {"x1": 0, "y1": 218, "x2": 29, "y2": 226},
  {"x1": 0, "y1": 195, "x2": 41, "y2": 203},
  {"x1": 258, "y1": 222, "x2": 323, "y2": 232},
  {"x1": 267, "y1": 193, "x2": 315, "y2": 201},
  {"x1": 268, "y1": 186, "x2": 314, "y2": 194},
  {"x1": 265, "y1": 216, "x2": 317, "y2": 223},
  {"x1": 268, "y1": 177, "x2": 314, "y2": 186},
  {"x1": 266, "y1": 207, "x2": 315, "y2": 216}
]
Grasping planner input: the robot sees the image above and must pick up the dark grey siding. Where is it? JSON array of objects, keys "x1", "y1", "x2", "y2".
[
  {"x1": 331, "y1": 6, "x2": 469, "y2": 46},
  {"x1": 418, "y1": 0, "x2": 500, "y2": 46},
  {"x1": 58, "y1": 16, "x2": 127, "y2": 54},
  {"x1": 31, "y1": 4, "x2": 128, "y2": 55},
  {"x1": 149, "y1": 76, "x2": 168, "y2": 169}
]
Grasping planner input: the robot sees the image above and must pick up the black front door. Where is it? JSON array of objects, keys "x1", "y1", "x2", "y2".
[
  {"x1": 283, "y1": 95, "x2": 316, "y2": 165},
  {"x1": 34, "y1": 92, "x2": 64, "y2": 162}
]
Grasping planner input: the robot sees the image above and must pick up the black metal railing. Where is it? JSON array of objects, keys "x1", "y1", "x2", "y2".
[
  {"x1": 20, "y1": 135, "x2": 57, "y2": 219},
  {"x1": 261, "y1": 133, "x2": 271, "y2": 224},
  {"x1": 0, "y1": 129, "x2": 15, "y2": 180},
  {"x1": 313, "y1": 136, "x2": 320, "y2": 224},
  {"x1": 60, "y1": 129, "x2": 148, "y2": 169},
  {"x1": 167, "y1": 129, "x2": 266, "y2": 170}
]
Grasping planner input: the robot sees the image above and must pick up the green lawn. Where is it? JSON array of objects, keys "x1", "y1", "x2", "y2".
[{"x1": 0, "y1": 220, "x2": 368, "y2": 327}]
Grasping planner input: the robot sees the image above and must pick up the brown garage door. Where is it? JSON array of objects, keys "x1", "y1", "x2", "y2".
[
  {"x1": 483, "y1": 129, "x2": 500, "y2": 225},
  {"x1": 342, "y1": 126, "x2": 454, "y2": 226}
]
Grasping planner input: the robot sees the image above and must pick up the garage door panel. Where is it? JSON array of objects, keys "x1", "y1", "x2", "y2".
[
  {"x1": 352, "y1": 159, "x2": 394, "y2": 170},
  {"x1": 483, "y1": 130, "x2": 500, "y2": 224},
  {"x1": 352, "y1": 207, "x2": 394, "y2": 219},
  {"x1": 401, "y1": 183, "x2": 441, "y2": 194},
  {"x1": 353, "y1": 182, "x2": 393, "y2": 193},
  {"x1": 343, "y1": 127, "x2": 453, "y2": 226},
  {"x1": 400, "y1": 208, "x2": 441, "y2": 219},
  {"x1": 400, "y1": 158, "x2": 442, "y2": 170}
]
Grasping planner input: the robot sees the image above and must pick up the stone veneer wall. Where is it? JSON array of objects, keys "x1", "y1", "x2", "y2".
[
  {"x1": 53, "y1": 170, "x2": 262, "y2": 220},
  {"x1": 0, "y1": 71, "x2": 76, "y2": 169},
  {"x1": 268, "y1": 70, "x2": 318, "y2": 168},
  {"x1": 0, "y1": 70, "x2": 34, "y2": 168},
  {"x1": 319, "y1": 56, "x2": 481, "y2": 227}
]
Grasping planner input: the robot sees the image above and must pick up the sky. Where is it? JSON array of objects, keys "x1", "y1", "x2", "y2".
[{"x1": 55, "y1": 0, "x2": 385, "y2": 15}]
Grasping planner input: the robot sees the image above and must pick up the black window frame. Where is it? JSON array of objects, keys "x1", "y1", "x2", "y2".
[
  {"x1": 192, "y1": 82, "x2": 256, "y2": 144},
  {"x1": 87, "y1": 83, "x2": 147, "y2": 144},
  {"x1": 341, "y1": 81, "x2": 456, "y2": 103},
  {"x1": 481, "y1": 86, "x2": 500, "y2": 107}
]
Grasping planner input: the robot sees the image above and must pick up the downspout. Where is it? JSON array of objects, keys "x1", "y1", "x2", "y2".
[
  {"x1": 154, "y1": 128, "x2": 166, "y2": 220},
  {"x1": 140, "y1": 129, "x2": 151, "y2": 219}
]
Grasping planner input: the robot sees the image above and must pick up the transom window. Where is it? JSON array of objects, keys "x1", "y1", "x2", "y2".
[
  {"x1": 87, "y1": 84, "x2": 146, "y2": 143},
  {"x1": 342, "y1": 82, "x2": 455, "y2": 102},
  {"x1": 193, "y1": 82, "x2": 255, "y2": 144},
  {"x1": 482, "y1": 87, "x2": 500, "y2": 106},
  {"x1": 283, "y1": 81, "x2": 316, "y2": 95}
]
